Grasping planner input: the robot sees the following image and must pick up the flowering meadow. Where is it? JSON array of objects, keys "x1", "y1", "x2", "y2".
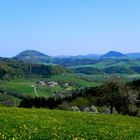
[{"x1": 0, "y1": 107, "x2": 139, "y2": 140}]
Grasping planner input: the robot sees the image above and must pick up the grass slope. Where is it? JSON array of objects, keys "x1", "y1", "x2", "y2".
[
  {"x1": 0, "y1": 107, "x2": 140, "y2": 140},
  {"x1": 0, "y1": 74, "x2": 99, "y2": 100}
]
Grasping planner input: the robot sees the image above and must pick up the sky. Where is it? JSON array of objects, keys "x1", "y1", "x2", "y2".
[{"x1": 0, "y1": 0, "x2": 140, "y2": 57}]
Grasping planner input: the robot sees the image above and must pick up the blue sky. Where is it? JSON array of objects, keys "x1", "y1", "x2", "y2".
[{"x1": 0, "y1": 0, "x2": 140, "y2": 57}]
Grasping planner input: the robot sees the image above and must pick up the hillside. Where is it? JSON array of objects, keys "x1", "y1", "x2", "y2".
[
  {"x1": 0, "y1": 107, "x2": 139, "y2": 140},
  {"x1": 0, "y1": 58, "x2": 101, "y2": 107},
  {"x1": 0, "y1": 72, "x2": 101, "y2": 107},
  {"x1": 0, "y1": 58, "x2": 67, "y2": 106},
  {"x1": 70, "y1": 58, "x2": 140, "y2": 75},
  {"x1": 0, "y1": 57, "x2": 65, "y2": 80}
]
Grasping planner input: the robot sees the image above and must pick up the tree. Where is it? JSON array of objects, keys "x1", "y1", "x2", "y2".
[{"x1": 101, "y1": 76, "x2": 137, "y2": 114}]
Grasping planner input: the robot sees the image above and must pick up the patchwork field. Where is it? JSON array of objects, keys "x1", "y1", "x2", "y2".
[
  {"x1": 0, "y1": 73, "x2": 101, "y2": 107},
  {"x1": 0, "y1": 107, "x2": 139, "y2": 140},
  {"x1": 0, "y1": 73, "x2": 100, "y2": 97}
]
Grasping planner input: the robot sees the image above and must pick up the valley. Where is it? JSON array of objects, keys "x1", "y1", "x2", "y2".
[{"x1": 1, "y1": 50, "x2": 140, "y2": 107}]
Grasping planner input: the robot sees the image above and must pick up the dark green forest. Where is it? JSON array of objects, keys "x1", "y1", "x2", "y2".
[{"x1": 0, "y1": 57, "x2": 66, "y2": 80}]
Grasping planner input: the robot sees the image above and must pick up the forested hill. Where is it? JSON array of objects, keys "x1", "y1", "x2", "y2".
[
  {"x1": 0, "y1": 57, "x2": 66, "y2": 80},
  {"x1": 14, "y1": 50, "x2": 51, "y2": 64}
]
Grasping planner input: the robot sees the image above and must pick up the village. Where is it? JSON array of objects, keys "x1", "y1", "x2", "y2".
[{"x1": 36, "y1": 80, "x2": 70, "y2": 89}]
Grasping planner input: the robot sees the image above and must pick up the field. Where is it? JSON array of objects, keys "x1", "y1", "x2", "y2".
[
  {"x1": 0, "y1": 73, "x2": 100, "y2": 107},
  {"x1": 1, "y1": 73, "x2": 139, "y2": 98},
  {"x1": 0, "y1": 73, "x2": 100, "y2": 97},
  {"x1": 0, "y1": 107, "x2": 140, "y2": 140}
]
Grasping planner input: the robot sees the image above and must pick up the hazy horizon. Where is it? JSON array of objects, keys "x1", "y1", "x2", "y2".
[
  {"x1": 1, "y1": 49, "x2": 140, "y2": 58},
  {"x1": 0, "y1": 0, "x2": 140, "y2": 57}
]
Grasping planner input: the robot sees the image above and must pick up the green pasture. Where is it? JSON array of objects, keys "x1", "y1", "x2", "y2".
[{"x1": 0, "y1": 107, "x2": 139, "y2": 140}]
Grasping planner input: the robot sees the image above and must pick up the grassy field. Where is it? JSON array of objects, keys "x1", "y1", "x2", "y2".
[
  {"x1": 0, "y1": 73, "x2": 100, "y2": 98},
  {"x1": 0, "y1": 107, "x2": 139, "y2": 140},
  {"x1": 0, "y1": 73, "x2": 101, "y2": 107}
]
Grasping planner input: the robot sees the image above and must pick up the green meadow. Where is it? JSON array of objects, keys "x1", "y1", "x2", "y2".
[
  {"x1": 0, "y1": 107, "x2": 139, "y2": 140},
  {"x1": 0, "y1": 73, "x2": 100, "y2": 98}
]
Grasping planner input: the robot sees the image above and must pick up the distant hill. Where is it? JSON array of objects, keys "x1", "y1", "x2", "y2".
[
  {"x1": 12, "y1": 50, "x2": 140, "y2": 75},
  {"x1": 102, "y1": 51, "x2": 126, "y2": 58},
  {"x1": 14, "y1": 50, "x2": 51, "y2": 64},
  {"x1": 126, "y1": 53, "x2": 140, "y2": 58},
  {"x1": 76, "y1": 54, "x2": 102, "y2": 59}
]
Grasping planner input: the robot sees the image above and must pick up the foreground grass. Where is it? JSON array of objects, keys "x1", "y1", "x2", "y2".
[{"x1": 0, "y1": 108, "x2": 140, "y2": 140}]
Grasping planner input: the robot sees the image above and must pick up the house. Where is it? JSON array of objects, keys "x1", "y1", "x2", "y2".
[
  {"x1": 47, "y1": 81, "x2": 58, "y2": 88},
  {"x1": 36, "y1": 81, "x2": 46, "y2": 86}
]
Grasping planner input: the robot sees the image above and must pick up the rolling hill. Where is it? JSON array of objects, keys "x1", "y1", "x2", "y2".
[{"x1": 10, "y1": 50, "x2": 140, "y2": 75}]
